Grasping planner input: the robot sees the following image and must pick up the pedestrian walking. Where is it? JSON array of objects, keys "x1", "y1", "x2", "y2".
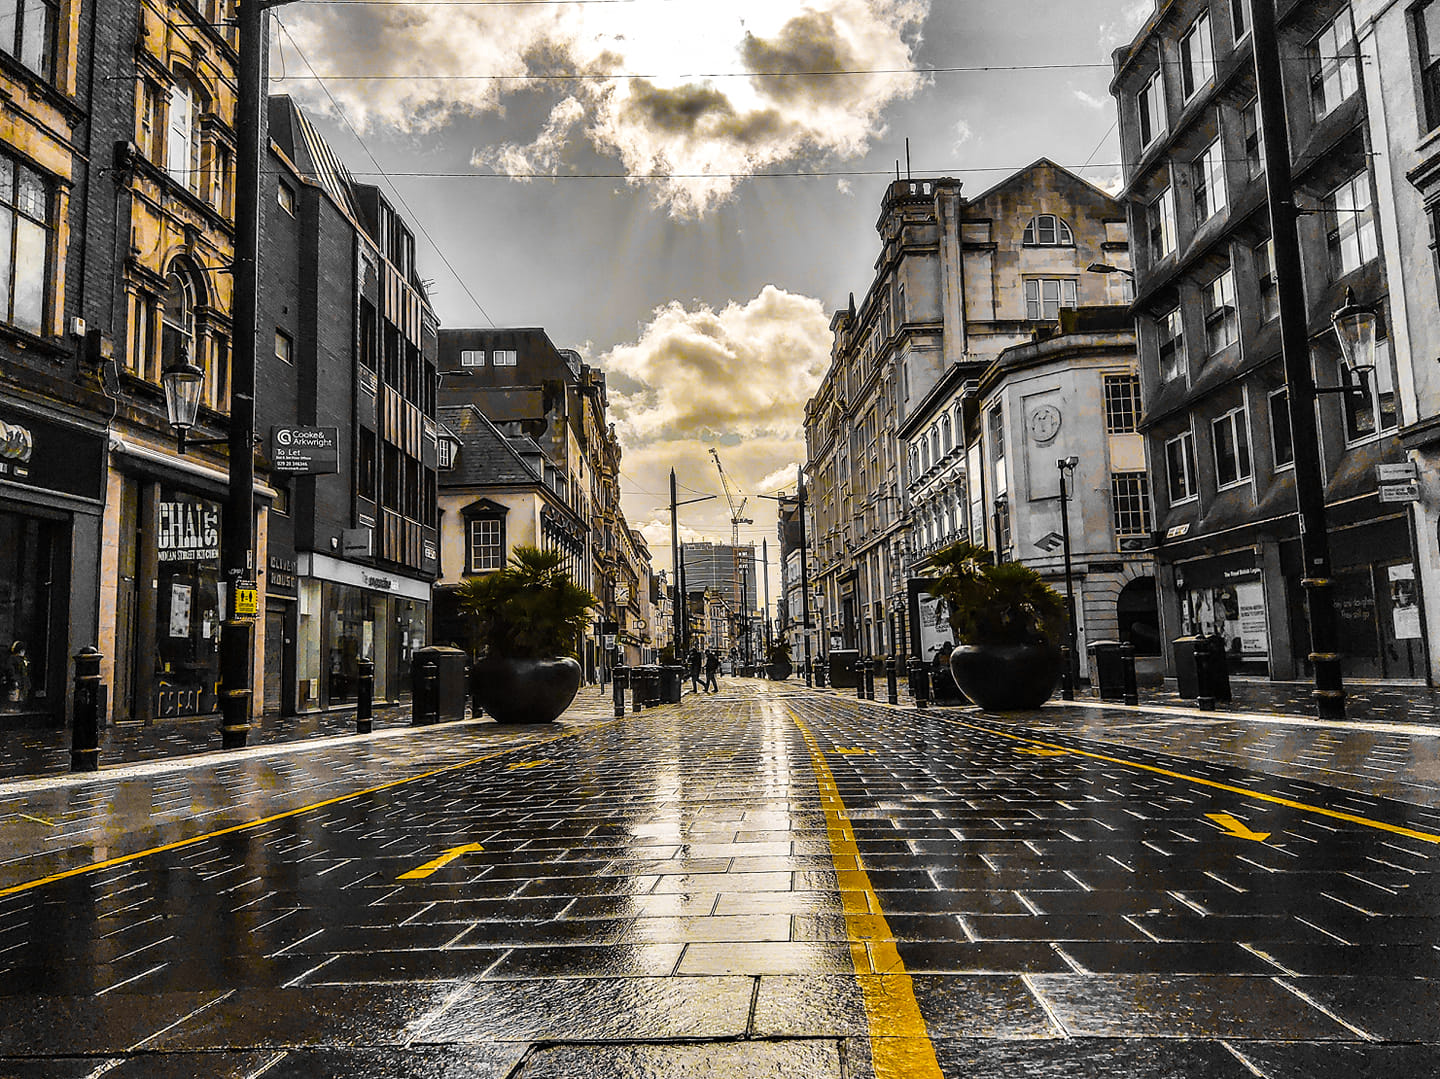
[
  {"x1": 687, "y1": 648, "x2": 703, "y2": 693},
  {"x1": 703, "y1": 649, "x2": 720, "y2": 693}
]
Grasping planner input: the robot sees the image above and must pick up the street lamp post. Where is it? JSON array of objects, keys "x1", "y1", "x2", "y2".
[
  {"x1": 1057, "y1": 456, "x2": 1079, "y2": 701},
  {"x1": 668, "y1": 469, "x2": 715, "y2": 657}
]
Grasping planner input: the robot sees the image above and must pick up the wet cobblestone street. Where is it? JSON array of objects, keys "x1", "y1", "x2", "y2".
[{"x1": 3, "y1": 680, "x2": 1440, "y2": 1076}]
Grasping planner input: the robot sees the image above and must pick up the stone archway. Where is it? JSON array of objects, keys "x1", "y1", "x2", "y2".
[{"x1": 1117, "y1": 576, "x2": 1161, "y2": 655}]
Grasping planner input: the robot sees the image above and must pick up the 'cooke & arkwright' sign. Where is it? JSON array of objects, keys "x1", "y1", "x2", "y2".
[{"x1": 270, "y1": 426, "x2": 339, "y2": 474}]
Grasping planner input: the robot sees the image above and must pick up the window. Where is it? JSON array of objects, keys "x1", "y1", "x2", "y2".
[
  {"x1": 1310, "y1": 6, "x2": 1359, "y2": 118},
  {"x1": 1, "y1": 0, "x2": 58, "y2": 80},
  {"x1": 275, "y1": 329, "x2": 293, "y2": 365},
  {"x1": 1149, "y1": 185, "x2": 1177, "y2": 261},
  {"x1": 437, "y1": 439, "x2": 453, "y2": 471},
  {"x1": 1212, "y1": 407, "x2": 1252, "y2": 488},
  {"x1": 0, "y1": 152, "x2": 51, "y2": 336},
  {"x1": 468, "y1": 518, "x2": 503, "y2": 572},
  {"x1": 1111, "y1": 472, "x2": 1153, "y2": 536},
  {"x1": 278, "y1": 181, "x2": 295, "y2": 215},
  {"x1": 1269, "y1": 387, "x2": 1293, "y2": 468},
  {"x1": 139, "y1": 82, "x2": 164, "y2": 162},
  {"x1": 1159, "y1": 308, "x2": 1186, "y2": 381},
  {"x1": 1242, "y1": 99, "x2": 1265, "y2": 179},
  {"x1": 1419, "y1": 0, "x2": 1440, "y2": 131},
  {"x1": 1022, "y1": 214, "x2": 1074, "y2": 246},
  {"x1": 459, "y1": 349, "x2": 484, "y2": 367},
  {"x1": 493, "y1": 349, "x2": 518, "y2": 366},
  {"x1": 1165, "y1": 430, "x2": 1198, "y2": 503},
  {"x1": 940, "y1": 413, "x2": 952, "y2": 451},
  {"x1": 1203, "y1": 267, "x2": 1238, "y2": 355},
  {"x1": 1342, "y1": 336, "x2": 1398, "y2": 442},
  {"x1": 206, "y1": 142, "x2": 232, "y2": 217},
  {"x1": 988, "y1": 406, "x2": 1006, "y2": 496},
  {"x1": 1138, "y1": 70, "x2": 1165, "y2": 147},
  {"x1": 1180, "y1": 12, "x2": 1215, "y2": 100},
  {"x1": 1192, "y1": 140, "x2": 1227, "y2": 224},
  {"x1": 160, "y1": 268, "x2": 195, "y2": 375},
  {"x1": 1326, "y1": 171, "x2": 1377, "y2": 276},
  {"x1": 1255, "y1": 239, "x2": 1279, "y2": 322},
  {"x1": 358, "y1": 428, "x2": 376, "y2": 500},
  {"x1": 1231, "y1": 0, "x2": 1247, "y2": 40},
  {"x1": 166, "y1": 82, "x2": 198, "y2": 189},
  {"x1": 1104, "y1": 374, "x2": 1142, "y2": 433},
  {"x1": 1023, "y1": 278, "x2": 1078, "y2": 320}
]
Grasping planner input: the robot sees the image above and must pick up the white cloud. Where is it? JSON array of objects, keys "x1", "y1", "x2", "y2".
[
  {"x1": 279, "y1": 0, "x2": 930, "y2": 217},
  {"x1": 1071, "y1": 89, "x2": 1109, "y2": 111},
  {"x1": 952, "y1": 117, "x2": 974, "y2": 150}
]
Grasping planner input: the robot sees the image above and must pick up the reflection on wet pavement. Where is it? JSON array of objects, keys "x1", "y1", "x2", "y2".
[{"x1": 1, "y1": 681, "x2": 1439, "y2": 1075}]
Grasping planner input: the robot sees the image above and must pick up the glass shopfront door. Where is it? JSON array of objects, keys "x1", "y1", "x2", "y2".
[{"x1": 154, "y1": 491, "x2": 223, "y2": 717}]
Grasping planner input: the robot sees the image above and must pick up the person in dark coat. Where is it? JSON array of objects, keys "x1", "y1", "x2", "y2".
[
  {"x1": 687, "y1": 648, "x2": 703, "y2": 692},
  {"x1": 703, "y1": 649, "x2": 721, "y2": 693}
]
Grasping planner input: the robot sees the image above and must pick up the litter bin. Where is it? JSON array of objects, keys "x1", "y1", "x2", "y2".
[
  {"x1": 1172, "y1": 635, "x2": 1231, "y2": 703},
  {"x1": 411, "y1": 645, "x2": 469, "y2": 724},
  {"x1": 829, "y1": 649, "x2": 859, "y2": 689},
  {"x1": 1089, "y1": 640, "x2": 1127, "y2": 702},
  {"x1": 659, "y1": 665, "x2": 683, "y2": 704}
]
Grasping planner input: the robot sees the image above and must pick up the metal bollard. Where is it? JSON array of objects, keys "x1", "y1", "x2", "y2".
[
  {"x1": 856, "y1": 659, "x2": 866, "y2": 700},
  {"x1": 1060, "y1": 646, "x2": 1075, "y2": 701},
  {"x1": 1120, "y1": 642, "x2": 1139, "y2": 706},
  {"x1": 886, "y1": 658, "x2": 898, "y2": 705},
  {"x1": 632, "y1": 667, "x2": 644, "y2": 713},
  {"x1": 413, "y1": 658, "x2": 439, "y2": 726},
  {"x1": 1194, "y1": 645, "x2": 1215, "y2": 711},
  {"x1": 815, "y1": 663, "x2": 827, "y2": 688},
  {"x1": 865, "y1": 660, "x2": 876, "y2": 700},
  {"x1": 70, "y1": 647, "x2": 104, "y2": 773},
  {"x1": 357, "y1": 658, "x2": 374, "y2": 734},
  {"x1": 613, "y1": 667, "x2": 627, "y2": 718},
  {"x1": 910, "y1": 659, "x2": 930, "y2": 710}
]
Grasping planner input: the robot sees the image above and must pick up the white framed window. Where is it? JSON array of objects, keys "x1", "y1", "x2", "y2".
[
  {"x1": 1111, "y1": 472, "x2": 1153, "y2": 536},
  {"x1": 278, "y1": 181, "x2": 295, "y2": 215},
  {"x1": 1211, "y1": 406, "x2": 1252, "y2": 488},
  {"x1": 1022, "y1": 214, "x2": 1074, "y2": 246},
  {"x1": 437, "y1": 438, "x2": 453, "y2": 470},
  {"x1": 1269, "y1": 387, "x2": 1293, "y2": 468},
  {"x1": 1149, "y1": 185, "x2": 1177, "y2": 261},
  {"x1": 468, "y1": 518, "x2": 504, "y2": 572},
  {"x1": 459, "y1": 349, "x2": 485, "y2": 367},
  {"x1": 166, "y1": 81, "x2": 200, "y2": 190},
  {"x1": 493, "y1": 349, "x2": 518, "y2": 366},
  {"x1": 1180, "y1": 12, "x2": 1215, "y2": 100},
  {"x1": 1159, "y1": 308, "x2": 1186, "y2": 381},
  {"x1": 1166, "y1": 430, "x2": 1198, "y2": 503},
  {"x1": 1138, "y1": 70, "x2": 1165, "y2": 147},
  {"x1": 1192, "y1": 140, "x2": 1227, "y2": 224},
  {"x1": 1232, "y1": 0, "x2": 1248, "y2": 41},
  {"x1": 1326, "y1": 171, "x2": 1377, "y2": 276},
  {"x1": 275, "y1": 329, "x2": 293, "y2": 365},
  {"x1": 0, "y1": 152, "x2": 52, "y2": 336},
  {"x1": 3, "y1": 0, "x2": 58, "y2": 82},
  {"x1": 1104, "y1": 374, "x2": 1142, "y2": 433},
  {"x1": 1023, "y1": 278, "x2": 1078, "y2": 320},
  {"x1": 1204, "y1": 267, "x2": 1238, "y2": 355},
  {"x1": 1341, "y1": 337, "x2": 1398, "y2": 443},
  {"x1": 1255, "y1": 239, "x2": 1279, "y2": 322},
  {"x1": 1310, "y1": 6, "x2": 1359, "y2": 118},
  {"x1": 988, "y1": 405, "x2": 1006, "y2": 497}
]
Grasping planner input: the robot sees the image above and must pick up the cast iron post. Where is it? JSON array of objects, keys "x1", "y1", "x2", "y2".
[
  {"x1": 70, "y1": 648, "x2": 103, "y2": 773},
  {"x1": 356, "y1": 658, "x2": 374, "y2": 734}
]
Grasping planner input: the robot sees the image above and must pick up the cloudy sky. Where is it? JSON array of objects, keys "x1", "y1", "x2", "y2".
[{"x1": 274, "y1": 0, "x2": 1152, "y2": 581}]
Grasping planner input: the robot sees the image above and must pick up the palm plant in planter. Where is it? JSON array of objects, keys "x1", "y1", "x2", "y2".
[
  {"x1": 456, "y1": 545, "x2": 596, "y2": 724},
  {"x1": 930, "y1": 541, "x2": 1067, "y2": 711}
]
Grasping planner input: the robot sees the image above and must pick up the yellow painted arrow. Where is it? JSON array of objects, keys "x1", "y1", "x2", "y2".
[
  {"x1": 398, "y1": 843, "x2": 485, "y2": 880},
  {"x1": 834, "y1": 748, "x2": 873, "y2": 755},
  {"x1": 1017, "y1": 747, "x2": 1068, "y2": 757},
  {"x1": 507, "y1": 759, "x2": 553, "y2": 771},
  {"x1": 1206, "y1": 813, "x2": 1270, "y2": 843}
]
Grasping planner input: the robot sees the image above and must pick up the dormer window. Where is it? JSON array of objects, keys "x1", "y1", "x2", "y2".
[
  {"x1": 1022, "y1": 214, "x2": 1074, "y2": 246},
  {"x1": 436, "y1": 430, "x2": 460, "y2": 470}
]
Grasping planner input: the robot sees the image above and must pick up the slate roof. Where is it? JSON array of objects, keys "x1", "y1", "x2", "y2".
[{"x1": 437, "y1": 404, "x2": 543, "y2": 488}]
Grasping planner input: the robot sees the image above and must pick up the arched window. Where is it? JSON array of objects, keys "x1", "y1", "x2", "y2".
[
  {"x1": 1022, "y1": 213, "x2": 1074, "y2": 246},
  {"x1": 161, "y1": 267, "x2": 195, "y2": 374},
  {"x1": 940, "y1": 414, "x2": 952, "y2": 451}
]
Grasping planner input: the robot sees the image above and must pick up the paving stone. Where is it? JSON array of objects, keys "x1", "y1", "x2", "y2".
[{"x1": 511, "y1": 1039, "x2": 844, "y2": 1078}]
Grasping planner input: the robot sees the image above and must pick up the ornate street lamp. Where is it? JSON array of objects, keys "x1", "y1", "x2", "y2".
[
  {"x1": 1057, "y1": 456, "x2": 1080, "y2": 701},
  {"x1": 1330, "y1": 288, "x2": 1378, "y2": 398},
  {"x1": 161, "y1": 347, "x2": 205, "y2": 451}
]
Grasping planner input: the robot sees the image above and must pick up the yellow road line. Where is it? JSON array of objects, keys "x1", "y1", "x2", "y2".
[
  {"x1": 945, "y1": 716, "x2": 1440, "y2": 845},
  {"x1": 0, "y1": 720, "x2": 622, "y2": 900},
  {"x1": 791, "y1": 710, "x2": 942, "y2": 1079}
]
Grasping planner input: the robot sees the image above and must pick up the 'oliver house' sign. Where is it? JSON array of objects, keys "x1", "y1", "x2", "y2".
[{"x1": 269, "y1": 427, "x2": 339, "y2": 475}]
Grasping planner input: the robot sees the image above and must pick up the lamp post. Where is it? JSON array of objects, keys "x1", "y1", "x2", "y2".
[
  {"x1": 668, "y1": 469, "x2": 715, "y2": 657},
  {"x1": 1057, "y1": 456, "x2": 1079, "y2": 701}
]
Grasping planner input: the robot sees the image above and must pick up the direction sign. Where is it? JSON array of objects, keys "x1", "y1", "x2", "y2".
[{"x1": 1379, "y1": 483, "x2": 1420, "y2": 503}]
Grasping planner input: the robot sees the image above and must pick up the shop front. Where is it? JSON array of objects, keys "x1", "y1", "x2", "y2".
[
  {"x1": 0, "y1": 404, "x2": 105, "y2": 728},
  {"x1": 1173, "y1": 548, "x2": 1270, "y2": 676},
  {"x1": 295, "y1": 552, "x2": 430, "y2": 711}
]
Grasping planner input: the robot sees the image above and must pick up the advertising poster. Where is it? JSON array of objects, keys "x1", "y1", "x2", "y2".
[
  {"x1": 169, "y1": 582, "x2": 192, "y2": 638},
  {"x1": 1390, "y1": 563, "x2": 1422, "y2": 641}
]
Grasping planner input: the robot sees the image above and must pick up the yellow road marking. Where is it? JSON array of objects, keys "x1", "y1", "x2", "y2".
[
  {"x1": 0, "y1": 720, "x2": 622, "y2": 900},
  {"x1": 398, "y1": 843, "x2": 485, "y2": 880},
  {"x1": 1207, "y1": 813, "x2": 1271, "y2": 843},
  {"x1": 944, "y1": 716, "x2": 1440, "y2": 845},
  {"x1": 833, "y1": 747, "x2": 873, "y2": 755},
  {"x1": 791, "y1": 710, "x2": 942, "y2": 1079},
  {"x1": 507, "y1": 759, "x2": 553, "y2": 770},
  {"x1": 15, "y1": 814, "x2": 55, "y2": 826},
  {"x1": 1016, "y1": 747, "x2": 1068, "y2": 757}
]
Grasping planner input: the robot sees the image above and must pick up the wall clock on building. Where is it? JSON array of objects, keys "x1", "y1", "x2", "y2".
[{"x1": 1029, "y1": 404, "x2": 1062, "y2": 444}]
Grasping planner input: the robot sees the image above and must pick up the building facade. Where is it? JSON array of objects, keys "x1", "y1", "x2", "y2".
[{"x1": 1112, "y1": 0, "x2": 1419, "y2": 682}]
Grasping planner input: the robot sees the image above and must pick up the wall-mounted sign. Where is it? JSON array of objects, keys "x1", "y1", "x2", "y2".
[
  {"x1": 0, "y1": 411, "x2": 104, "y2": 500},
  {"x1": 362, "y1": 572, "x2": 394, "y2": 592},
  {"x1": 233, "y1": 580, "x2": 259, "y2": 618},
  {"x1": 158, "y1": 501, "x2": 220, "y2": 562},
  {"x1": 1379, "y1": 483, "x2": 1420, "y2": 503},
  {"x1": 1376, "y1": 462, "x2": 1418, "y2": 482},
  {"x1": 342, "y1": 527, "x2": 373, "y2": 556},
  {"x1": 268, "y1": 555, "x2": 297, "y2": 592},
  {"x1": 270, "y1": 426, "x2": 339, "y2": 474}
]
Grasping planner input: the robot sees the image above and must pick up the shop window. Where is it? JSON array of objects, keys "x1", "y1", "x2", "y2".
[
  {"x1": 1180, "y1": 12, "x2": 1214, "y2": 100},
  {"x1": 1326, "y1": 171, "x2": 1377, "y2": 277},
  {"x1": 154, "y1": 491, "x2": 223, "y2": 718},
  {"x1": 1149, "y1": 185, "x2": 1177, "y2": 261},
  {"x1": 1203, "y1": 267, "x2": 1238, "y2": 356},
  {"x1": 1342, "y1": 337, "x2": 1398, "y2": 443},
  {"x1": 1310, "y1": 6, "x2": 1359, "y2": 118},
  {"x1": 1137, "y1": 70, "x2": 1164, "y2": 148},
  {"x1": 1192, "y1": 140, "x2": 1227, "y2": 224},
  {"x1": 0, "y1": 152, "x2": 52, "y2": 336},
  {"x1": 1021, "y1": 214, "x2": 1074, "y2": 246},
  {"x1": 1104, "y1": 374, "x2": 1141, "y2": 433},
  {"x1": 1419, "y1": 0, "x2": 1440, "y2": 132},
  {"x1": 1212, "y1": 406, "x2": 1252, "y2": 488},
  {"x1": 1023, "y1": 278, "x2": 1077, "y2": 320},
  {"x1": 0, "y1": 514, "x2": 54, "y2": 716},
  {"x1": 1, "y1": 0, "x2": 58, "y2": 81},
  {"x1": 1110, "y1": 472, "x2": 1152, "y2": 537},
  {"x1": 1166, "y1": 430, "x2": 1198, "y2": 503},
  {"x1": 1269, "y1": 387, "x2": 1293, "y2": 468},
  {"x1": 1159, "y1": 307, "x2": 1186, "y2": 381}
]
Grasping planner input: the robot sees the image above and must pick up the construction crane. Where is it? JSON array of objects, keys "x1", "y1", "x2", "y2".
[{"x1": 709, "y1": 447, "x2": 753, "y2": 668}]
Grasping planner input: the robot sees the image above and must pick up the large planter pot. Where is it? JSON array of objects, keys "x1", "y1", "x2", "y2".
[
  {"x1": 767, "y1": 660, "x2": 793, "y2": 681},
  {"x1": 949, "y1": 642, "x2": 1062, "y2": 711},
  {"x1": 469, "y1": 656, "x2": 582, "y2": 724}
]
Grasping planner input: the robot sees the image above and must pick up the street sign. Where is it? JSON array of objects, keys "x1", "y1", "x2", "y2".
[
  {"x1": 233, "y1": 579, "x2": 259, "y2": 619},
  {"x1": 1376, "y1": 462, "x2": 1418, "y2": 482},
  {"x1": 1034, "y1": 531, "x2": 1063, "y2": 552},
  {"x1": 270, "y1": 426, "x2": 339, "y2": 474},
  {"x1": 1379, "y1": 483, "x2": 1420, "y2": 503}
]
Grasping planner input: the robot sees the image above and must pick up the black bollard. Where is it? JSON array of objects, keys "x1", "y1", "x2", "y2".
[
  {"x1": 70, "y1": 647, "x2": 104, "y2": 773},
  {"x1": 815, "y1": 662, "x2": 827, "y2": 689},
  {"x1": 1120, "y1": 642, "x2": 1139, "y2": 706},
  {"x1": 1060, "y1": 646, "x2": 1075, "y2": 701},
  {"x1": 886, "y1": 658, "x2": 898, "y2": 705},
  {"x1": 865, "y1": 660, "x2": 877, "y2": 700},
  {"x1": 413, "y1": 658, "x2": 439, "y2": 726},
  {"x1": 632, "y1": 667, "x2": 643, "y2": 713},
  {"x1": 1194, "y1": 644, "x2": 1215, "y2": 711},
  {"x1": 856, "y1": 658, "x2": 866, "y2": 700},
  {"x1": 911, "y1": 660, "x2": 930, "y2": 710},
  {"x1": 357, "y1": 658, "x2": 374, "y2": 734},
  {"x1": 613, "y1": 667, "x2": 627, "y2": 718}
]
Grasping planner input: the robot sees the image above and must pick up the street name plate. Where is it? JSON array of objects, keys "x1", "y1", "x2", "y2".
[
  {"x1": 1379, "y1": 483, "x2": 1420, "y2": 503},
  {"x1": 1376, "y1": 462, "x2": 1418, "y2": 482}
]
